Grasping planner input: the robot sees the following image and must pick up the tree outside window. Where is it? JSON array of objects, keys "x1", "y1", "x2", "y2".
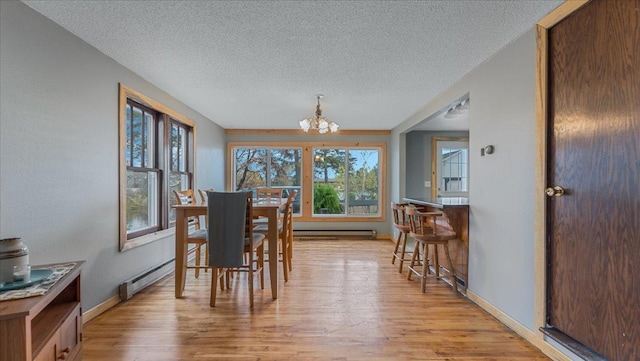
[{"x1": 234, "y1": 147, "x2": 302, "y2": 213}]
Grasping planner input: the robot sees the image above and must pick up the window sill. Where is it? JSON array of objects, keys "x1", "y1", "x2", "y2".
[
  {"x1": 121, "y1": 228, "x2": 175, "y2": 252},
  {"x1": 295, "y1": 215, "x2": 385, "y2": 222}
]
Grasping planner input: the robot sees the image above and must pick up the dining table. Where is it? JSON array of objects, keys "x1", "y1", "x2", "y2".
[{"x1": 173, "y1": 198, "x2": 285, "y2": 299}]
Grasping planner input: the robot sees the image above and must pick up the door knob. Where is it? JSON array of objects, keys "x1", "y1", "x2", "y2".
[{"x1": 545, "y1": 186, "x2": 565, "y2": 197}]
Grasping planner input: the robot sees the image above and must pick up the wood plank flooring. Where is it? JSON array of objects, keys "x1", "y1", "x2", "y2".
[{"x1": 82, "y1": 240, "x2": 549, "y2": 360}]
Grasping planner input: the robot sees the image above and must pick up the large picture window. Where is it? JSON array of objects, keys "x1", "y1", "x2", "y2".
[
  {"x1": 119, "y1": 84, "x2": 196, "y2": 251},
  {"x1": 228, "y1": 142, "x2": 385, "y2": 221}
]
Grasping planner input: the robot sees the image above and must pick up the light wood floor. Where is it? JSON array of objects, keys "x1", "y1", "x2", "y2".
[{"x1": 83, "y1": 240, "x2": 549, "y2": 360}]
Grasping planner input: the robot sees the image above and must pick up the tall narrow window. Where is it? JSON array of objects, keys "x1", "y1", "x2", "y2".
[
  {"x1": 169, "y1": 122, "x2": 193, "y2": 225},
  {"x1": 125, "y1": 101, "x2": 160, "y2": 238},
  {"x1": 347, "y1": 149, "x2": 379, "y2": 215}
]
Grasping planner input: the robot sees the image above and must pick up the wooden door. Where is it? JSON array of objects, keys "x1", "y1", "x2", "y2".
[{"x1": 546, "y1": 1, "x2": 639, "y2": 360}]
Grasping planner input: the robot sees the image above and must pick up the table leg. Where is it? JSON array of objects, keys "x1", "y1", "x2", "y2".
[
  {"x1": 175, "y1": 208, "x2": 187, "y2": 298},
  {"x1": 267, "y1": 208, "x2": 278, "y2": 299}
]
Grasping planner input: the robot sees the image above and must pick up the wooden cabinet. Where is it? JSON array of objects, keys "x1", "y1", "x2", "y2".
[{"x1": 0, "y1": 262, "x2": 83, "y2": 361}]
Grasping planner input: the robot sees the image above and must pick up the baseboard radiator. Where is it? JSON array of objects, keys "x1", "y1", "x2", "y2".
[
  {"x1": 119, "y1": 258, "x2": 175, "y2": 301},
  {"x1": 293, "y1": 229, "x2": 377, "y2": 240}
]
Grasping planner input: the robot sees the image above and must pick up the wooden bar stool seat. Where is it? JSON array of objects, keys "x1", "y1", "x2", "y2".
[{"x1": 405, "y1": 205, "x2": 458, "y2": 294}]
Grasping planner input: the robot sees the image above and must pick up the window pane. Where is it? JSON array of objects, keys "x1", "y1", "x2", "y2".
[
  {"x1": 347, "y1": 149, "x2": 379, "y2": 215},
  {"x1": 125, "y1": 104, "x2": 132, "y2": 166},
  {"x1": 126, "y1": 170, "x2": 159, "y2": 233},
  {"x1": 168, "y1": 172, "x2": 190, "y2": 225},
  {"x1": 178, "y1": 127, "x2": 186, "y2": 172},
  {"x1": 170, "y1": 124, "x2": 188, "y2": 172},
  {"x1": 270, "y1": 148, "x2": 302, "y2": 214},
  {"x1": 171, "y1": 124, "x2": 178, "y2": 171},
  {"x1": 269, "y1": 149, "x2": 301, "y2": 187},
  {"x1": 144, "y1": 112, "x2": 154, "y2": 168},
  {"x1": 440, "y1": 146, "x2": 468, "y2": 194},
  {"x1": 234, "y1": 148, "x2": 267, "y2": 191},
  {"x1": 132, "y1": 106, "x2": 143, "y2": 167},
  {"x1": 313, "y1": 148, "x2": 346, "y2": 215}
]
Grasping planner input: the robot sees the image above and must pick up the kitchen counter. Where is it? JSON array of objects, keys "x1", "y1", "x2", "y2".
[{"x1": 403, "y1": 197, "x2": 469, "y2": 208}]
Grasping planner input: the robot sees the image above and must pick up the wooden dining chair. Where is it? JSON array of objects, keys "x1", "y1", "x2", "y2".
[
  {"x1": 253, "y1": 189, "x2": 296, "y2": 281},
  {"x1": 174, "y1": 189, "x2": 201, "y2": 226},
  {"x1": 405, "y1": 205, "x2": 458, "y2": 294},
  {"x1": 197, "y1": 188, "x2": 215, "y2": 227},
  {"x1": 255, "y1": 188, "x2": 283, "y2": 202},
  {"x1": 283, "y1": 190, "x2": 297, "y2": 271},
  {"x1": 198, "y1": 188, "x2": 214, "y2": 204},
  {"x1": 253, "y1": 188, "x2": 285, "y2": 226},
  {"x1": 173, "y1": 190, "x2": 207, "y2": 278},
  {"x1": 391, "y1": 202, "x2": 412, "y2": 273},
  {"x1": 208, "y1": 191, "x2": 265, "y2": 308}
]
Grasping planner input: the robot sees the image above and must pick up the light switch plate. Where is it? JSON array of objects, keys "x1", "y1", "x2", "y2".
[{"x1": 424, "y1": 181, "x2": 431, "y2": 187}]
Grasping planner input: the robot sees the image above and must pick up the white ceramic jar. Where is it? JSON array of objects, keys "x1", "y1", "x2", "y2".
[{"x1": 0, "y1": 238, "x2": 30, "y2": 284}]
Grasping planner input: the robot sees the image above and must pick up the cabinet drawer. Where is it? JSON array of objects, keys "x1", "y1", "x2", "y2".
[
  {"x1": 32, "y1": 336, "x2": 57, "y2": 361},
  {"x1": 59, "y1": 304, "x2": 81, "y2": 355}
]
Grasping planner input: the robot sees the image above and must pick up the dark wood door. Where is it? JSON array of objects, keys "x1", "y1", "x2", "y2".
[{"x1": 546, "y1": 1, "x2": 640, "y2": 360}]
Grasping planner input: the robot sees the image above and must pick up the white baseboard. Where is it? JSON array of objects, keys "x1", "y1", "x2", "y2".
[
  {"x1": 466, "y1": 290, "x2": 573, "y2": 361},
  {"x1": 83, "y1": 294, "x2": 120, "y2": 324}
]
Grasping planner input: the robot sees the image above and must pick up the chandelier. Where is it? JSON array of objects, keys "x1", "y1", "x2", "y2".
[{"x1": 299, "y1": 95, "x2": 339, "y2": 134}]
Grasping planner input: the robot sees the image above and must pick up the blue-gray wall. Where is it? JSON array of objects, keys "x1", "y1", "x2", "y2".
[
  {"x1": 0, "y1": 1, "x2": 225, "y2": 310},
  {"x1": 392, "y1": 27, "x2": 570, "y2": 356}
]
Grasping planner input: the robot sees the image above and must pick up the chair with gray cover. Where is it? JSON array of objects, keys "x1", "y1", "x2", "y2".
[{"x1": 208, "y1": 191, "x2": 265, "y2": 307}]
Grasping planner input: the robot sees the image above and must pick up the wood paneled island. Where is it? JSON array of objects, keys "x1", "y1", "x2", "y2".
[{"x1": 403, "y1": 197, "x2": 469, "y2": 292}]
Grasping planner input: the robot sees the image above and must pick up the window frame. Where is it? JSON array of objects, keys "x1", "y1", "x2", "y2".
[
  {"x1": 168, "y1": 121, "x2": 194, "y2": 227},
  {"x1": 430, "y1": 137, "x2": 469, "y2": 199},
  {"x1": 312, "y1": 146, "x2": 382, "y2": 217},
  {"x1": 435, "y1": 140, "x2": 469, "y2": 198},
  {"x1": 125, "y1": 100, "x2": 162, "y2": 239},
  {"x1": 119, "y1": 84, "x2": 196, "y2": 251},
  {"x1": 228, "y1": 141, "x2": 386, "y2": 222}
]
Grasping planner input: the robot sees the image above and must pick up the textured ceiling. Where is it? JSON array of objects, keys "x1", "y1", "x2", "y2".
[{"x1": 23, "y1": 0, "x2": 561, "y2": 131}]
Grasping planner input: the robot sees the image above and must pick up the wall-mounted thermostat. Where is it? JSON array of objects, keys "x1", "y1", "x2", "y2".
[{"x1": 481, "y1": 145, "x2": 495, "y2": 156}]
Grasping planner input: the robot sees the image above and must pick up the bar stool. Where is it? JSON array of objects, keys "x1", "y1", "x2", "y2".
[
  {"x1": 391, "y1": 202, "x2": 412, "y2": 273},
  {"x1": 405, "y1": 205, "x2": 458, "y2": 293}
]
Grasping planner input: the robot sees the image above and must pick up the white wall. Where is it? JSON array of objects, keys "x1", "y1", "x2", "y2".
[
  {"x1": 393, "y1": 28, "x2": 538, "y2": 329},
  {"x1": 0, "y1": 1, "x2": 226, "y2": 310}
]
